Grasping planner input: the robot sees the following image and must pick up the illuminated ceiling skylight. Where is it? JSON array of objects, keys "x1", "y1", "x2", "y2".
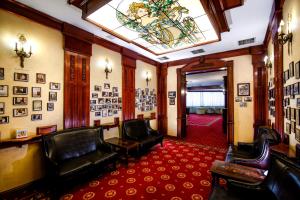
[{"x1": 87, "y1": 0, "x2": 219, "y2": 55}]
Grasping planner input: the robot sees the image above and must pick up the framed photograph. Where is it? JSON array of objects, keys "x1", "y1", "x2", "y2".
[
  {"x1": 90, "y1": 100, "x2": 96, "y2": 104},
  {"x1": 47, "y1": 103, "x2": 54, "y2": 111},
  {"x1": 112, "y1": 98, "x2": 118, "y2": 104},
  {"x1": 291, "y1": 108, "x2": 296, "y2": 120},
  {"x1": 92, "y1": 93, "x2": 98, "y2": 98},
  {"x1": 108, "y1": 109, "x2": 113, "y2": 116},
  {"x1": 235, "y1": 97, "x2": 242, "y2": 102},
  {"x1": 49, "y1": 92, "x2": 57, "y2": 101},
  {"x1": 14, "y1": 72, "x2": 29, "y2": 82},
  {"x1": 95, "y1": 112, "x2": 101, "y2": 117},
  {"x1": 109, "y1": 92, "x2": 113, "y2": 97},
  {"x1": 31, "y1": 114, "x2": 42, "y2": 121},
  {"x1": 105, "y1": 98, "x2": 112, "y2": 104},
  {"x1": 98, "y1": 98, "x2": 104, "y2": 104},
  {"x1": 49, "y1": 82, "x2": 60, "y2": 90},
  {"x1": 13, "y1": 108, "x2": 28, "y2": 117},
  {"x1": 0, "y1": 85, "x2": 8, "y2": 97},
  {"x1": 36, "y1": 73, "x2": 46, "y2": 84},
  {"x1": 294, "y1": 83, "x2": 299, "y2": 95},
  {"x1": 94, "y1": 85, "x2": 101, "y2": 91},
  {"x1": 33, "y1": 100, "x2": 42, "y2": 111},
  {"x1": 296, "y1": 129, "x2": 300, "y2": 143},
  {"x1": 102, "y1": 109, "x2": 107, "y2": 117},
  {"x1": 0, "y1": 102, "x2": 4, "y2": 115},
  {"x1": 118, "y1": 97, "x2": 122, "y2": 103},
  {"x1": 291, "y1": 121, "x2": 296, "y2": 133},
  {"x1": 0, "y1": 116, "x2": 9, "y2": 124},
  {"x1": 15, "y1": 129, "x2": 28, "y2": 138},
  {"x1": 0, "y1": 68, "x2": 4, "y2": 80},
  {"x1": 104, "y1": 83, "x2": 110, "y2": 90},
  {"x1": 297, "y1": 98, "x2": 300, "y2": 107},
  {"x1": 13, "y1": 86, "x2": 27, "y2": 95},
  {"x1": 295, "y1": 61, "x2": 300, "y2": 79},
  {"x1": 296, "y1": 109, "x2": 300, "y2": 126},
  {"x1": 289, "y1": 61, "x2": 294, "y2": 77},
  {"x1": 287, "y1": 107, "x2": 291, "y2": 120},
  {"x1": 237, "y1": 83, "x2": 250, "y2": 96},
  {"x1": 112, "y1": 87, "x2": 118, "y2": 93},
  {"x1": 113, "y1": 93, "x2": 119, "y2": 97},
  {"x1": 32, "y1": 87, "x2": 41, "y2": 98},
  {"x1": 13, "y1": 97, "x2": 28, "y2": 105},
  {"x1": 102, "y1": 92, "x2": 109, "y2": 97},
  {"x1": 240, "y1": 102, "x2": 247, "y2": 107},
  {"x1": 244, "y1": 97, "x2": 252, "y2": 102},
  {"x1": 286, "y1": 123, "x2": 291, "y2": 134},
  {"x1": 169, "y1": 98, "x2": 175, "y2": 105},
  {"x1": 168, "y1": 91, "x2": 176, "y2": 98}
]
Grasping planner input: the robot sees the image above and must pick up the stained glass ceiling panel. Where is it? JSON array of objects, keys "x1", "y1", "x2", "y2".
[{"x1": 87, "y1": 0, "x2": 219, "y2": 55}]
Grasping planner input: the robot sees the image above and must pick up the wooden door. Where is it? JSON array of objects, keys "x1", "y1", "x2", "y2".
[{"x1": 64, "y1": 51, "x2": 90, "y2": 129}]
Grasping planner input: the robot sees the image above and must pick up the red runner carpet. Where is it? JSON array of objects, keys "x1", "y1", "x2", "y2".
[
  {"x1": 185, "y1": 114, "x2": 227, "y2": 149},
  {"x1": 60, "y1": 139, "x2": 227, "y2": 200}
]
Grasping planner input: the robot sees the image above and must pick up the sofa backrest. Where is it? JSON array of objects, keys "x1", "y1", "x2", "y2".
[
  {"x1": 266, "y1": 159, "x2": 300, "y2": 200},
  {"x1": 43, "y1": 127, "x2": 103, "y2": 162},
  {"x1": 122, "y1": 119, "x2": 148, "y2": 140}
]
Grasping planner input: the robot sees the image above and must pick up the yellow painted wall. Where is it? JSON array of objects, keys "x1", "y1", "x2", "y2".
[
  {"x1": 135, "y1": 60, "x2": 158, "y2": 130},
  {"x1": 0, "y1": 10, "x2": 64, "y2": 192},
  {"x1": 90, "y1": 44, "x2": 122, "y2": 139},
  {"x1": 282, "y1": 0, "x2": 300, "y2": 149},
  {"x1": 167, "y1": 56, "x2": 255, "y2": 144}
]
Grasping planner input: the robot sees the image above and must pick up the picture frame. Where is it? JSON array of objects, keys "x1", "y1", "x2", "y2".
[
  {"x1": 94, "y1": 85, "x2": 101, "y2": 91},
  {"x1": 90, "y1": 100, "x2": 96, "y2": 104},
  {"x1": 0, "y1": 85, "x2": 8, "y2": 97},
  {"x1": 244, "y1": 97, "x2": 252, "y2": 102},
  {"x1": 13, "y1": 86, "x2": 28, "y2": 95},
  {"x1": 289, "y1": 61, "x2": 294, "y2": 77},
  {"x1": 291, "y1": 121, "x2": 296, "y2": 133},
  {"x1": 92, "y1": 93, "x2": 98, "y2": 98},
  {"x1": 0, "y1": 68, "x2": 4, "y2": 80},
  {"x1": 296, "y1": 109, "x2": 300, "y2": 126},
  {"x1": 13, "y1": 97, "x2": 28, "y2": 105},
  {"x1": 32, "y1": 87, "x2": 41, "y2": 98},
  {"x1": 49, "y1": 82, "x2": 60, "y2": 90},
  {"x1": 102, "y1": 92, "x2": 109, "y2": 97},
  {"x1": 297, "y1": 98, "x2": 300, "y2": 107},
  {"x1": 291, "y1": 108, "x2": 296, "y2": 120},
  {"x1": 168, "y1": 91, "x2": 176, "y2": 98},
  {"x1": 294, "y1": 82, "x2": 299, "y2": 95},
  {"x1": 239, "y1": 102, "x2": 247, "y2": 107},
  {"x1": 47, "y1": 103, "x2": 54, "y2": 111},
  {"x1": 102, "y1": 109, "x2": 108, "y2": 117},
  {"x1": 49, "y1": 92, "x2": 57, "y2": 101},
  {"x1": 169, "y1": 98, "x2": 175, "y2": 105},
  {"x1": 98, "y1": 98, "x2": 104, "y2": 104},
  {"x1": 0, "y1": 102, "x2": 4, "y2": 115},
  {"x1": 36, "y1": 73, "x2": 46, "y2": 84},
  {"x1": 33, "y1": 100, "x2": 42, "y2": 111},
  {"x1": 295, "y1": 61, "x2": 300, "y2": 79},
  {"x1": 13, "y1": 108, "x2": 28, "y2": 117},
  {"x1": 296, "y1": 129, "x2": 300, "y2": 143},
  {"x1": 95, "y1": 112, "x2": 101, "y2": 117},
  {"x1": 14, "y1": 72, "x2": 29, "y2": 82},
  {"x1": 15, "y1": 129, "x2": 28, "y2": 138},
  {"x1": 112, "y1": 87, "x2": 118, "y2": 93},
  {"x1": 0, "y1": 116, "x2": 9, "y2": 124},
  {"x1": 237, "y1": 83, "x2": 250, "y2": 96},
  {"x1": 31, "y1": 114, "x2": 42, "y2": 121},
  {"x1": 286, "y1": 122, "x2": 291, "y2": 134},
  {"x1": 104, "y1": 83, "x2": 110, "y2": 90}
]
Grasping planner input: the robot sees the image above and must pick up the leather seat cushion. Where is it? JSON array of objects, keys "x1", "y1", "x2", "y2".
[
  {"x1": 84, "y1": 150, "x2": 118, "y2": 165},
  {"x1": 59, "y1": 157, "x2": 92, "y2": 176}
]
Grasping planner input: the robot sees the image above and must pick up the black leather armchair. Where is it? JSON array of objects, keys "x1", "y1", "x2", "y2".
[
  {"x1": 209, "y1": 158, "x2": 300, "y2": 200},
  {"x1": 256, "y1": 126, "x2": 281, "y2": 145},
  {"x1": 42, "y1": 127, "x2": 117, "y2": 182},
  {"x1": 226, "y1": 134, "x2": 270, "y2": 169},
  {"x1": 122, "y1": 119, "x2": 163, "y2": 153}
]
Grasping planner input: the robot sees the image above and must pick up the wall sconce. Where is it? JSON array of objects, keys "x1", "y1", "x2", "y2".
[
  {"x1": 264, "y1": 55, "x2": 272, "y2": 72},
  {"x1": 278, "y1": 14, "x2": 293, "y2": 55},
  {"x1": 145, "y1": 72, "x2": 151, "y2": 86},
  {"x1": 14, "y1": 34, "x2": 32, "y2": 68},
  {"x1": 104, "y1": 58, "x2": 112, "y2": 79}
]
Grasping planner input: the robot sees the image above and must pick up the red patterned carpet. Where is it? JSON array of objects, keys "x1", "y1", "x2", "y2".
[
  {"x1": 185, "y1": 114, "x2": 227, "y2": 149},
  {"x1": 60, "y1": 139, "x2": 227, "y2": 200}
]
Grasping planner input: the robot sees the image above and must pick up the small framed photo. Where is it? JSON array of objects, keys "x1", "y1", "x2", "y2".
[
  {"x1": 36, "y1": 73, "x2": 46, "y2": 84},
  {"x1": 168, "y1": 91, "x2": 176, "y2": 98},
  {"x1": 169, "y1": 98, "x2": 175, "y2": 105},
  {"x1": 105, "y1": 98, "x2": 112, "y2": 104},
  {"x1": 32, "y1": 87, "x2": 41, "y2": 98},
  {"x1": 14, "y1": 72, "x2": 29, "y2": 82},
  {"x1": 47, "y1": 103, "x2": 54, "y2": 111},
  {"x1": 13, "y1": 97, "x2": 28, "y2": 105},
  {"x1": 0, "y1": 68, "x2": 4, "y2": 80},
  {"x1": 0, "y1": 102, "x2": 4, "y2": 115},
  {"x1": 104, "y1": 83, "x2": 110, "y2": 90},
  {"x1": 92, "y1": 93, "x2": 98, "y2": 98},
  {"x1": 108, "y1": 109, "x2": 113, "y2": 116},
  {"x1": 244, "y1": 97, "x2": 252, "y2": 102},
  {"x1": 286, "y1": 123, "x2": 291, "y2": 134},
  {"x1": 296, "y1": 109, "x2": 300, "y2": 126},
  {"x1": 289, "y1": 61, "x2": 294, "y2": 77},
  {"x1": 33, "y1": 100, "x2": 42, "y2": 111},
  {"x1": 240, "y1": 102, "x2": 247, "y2": 107},
  {"x1": 102, "y1": 92, "x2": 109, "y2": 97},
  {"x1": 297, "y1": 98, "x2": 300, "y2": 107},
  {"x1": 296, "y1": 129, "x2": 300, "y2": 142},
  {"x1": 13, "y1": 86, "x2": 28, "y2": 95},
  {"x1": 95, "y1": 112, "x2": 102, "y2": 117},
  {"x1": 49, "y1": 82, "x2": 60, "y2": 90},
  {"x1": 112, "y1": 87, "x2": 118, "y2": 93},
  {"x1": 102, "y1": 109, "x2": 108, "y2": 117},
  {"x1": 118, "y1": 97, "x2": 122, "y2": 103},
  {"x1": 31, "y1": 114, "x2": 42, "y2": 121},
  {"x1": 13, "y1": 108, "x2": 28, "y2": 117},
  {"x1": 0, "y1": 116, "x2": 9, "y2": 124},
  {"x1": 0, "y1": 85, "x2": 8, "y2": 97},
  {"x1": 90, "y1": 100, "x2": 96, "y2": 104},
  {"x1": 295, "y1": 61, "x2": 300, "y2": 79},
  {"x1": 15, "y1": 129, "x2": 28, "y2": 138},
  {"x1": 49, "y1": 92, "x2": 57, "y2": 101},
  {"x1": 291, "y1": 108, "x2": 296, "y2": 120},
  {"x1": 237, "y1": 83, "x2": 250, "y2": 96},
  {"x1": 291, "y1": 121, "x2": 296, "y2": 133},
  {"x1": 109, "y1": 92, "x2": 113, "y2": 97},
  {"x1": 98, "y1": 98, "x2": 104, "y2": 104},
  {"x1": 294, "y1": 83, "x2": 299, "y2": 95},
  {"x1": 94, "y1": 85, "x2": 101, "y2": 91}
]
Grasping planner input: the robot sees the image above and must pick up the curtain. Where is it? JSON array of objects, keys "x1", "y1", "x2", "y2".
[{"x1": 186, "y1": 92, "x2": 225, "y2": 107}]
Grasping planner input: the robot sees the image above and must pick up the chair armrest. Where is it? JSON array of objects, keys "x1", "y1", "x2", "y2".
[{"x1": 237, "y1": 142, "x2": 255, "y2": 152}]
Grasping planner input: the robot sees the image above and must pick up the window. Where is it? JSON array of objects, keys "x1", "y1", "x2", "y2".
[{"x1": 186, "y1": 92, "x2": 225, "y2": 107}]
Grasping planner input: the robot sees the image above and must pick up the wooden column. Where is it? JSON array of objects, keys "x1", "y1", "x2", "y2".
[
  {"x1": 177, "y1": 68, "x2": 187, "y2": 138},
  {"x1": 122, "y1": 54, "x2": 136, "y2": 121},
  {"x1": 157, "y1": 63, "x2": 168, "y2": 134}
]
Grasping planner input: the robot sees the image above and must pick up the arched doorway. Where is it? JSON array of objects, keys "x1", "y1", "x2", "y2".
[{"x1": 177, "y1": 58, "x2": 234, "y2": 145}]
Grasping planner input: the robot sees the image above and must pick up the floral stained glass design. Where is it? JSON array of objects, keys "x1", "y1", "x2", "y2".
[{"x1": 87, "y1": 0, "x2": 219, "y2": 54}]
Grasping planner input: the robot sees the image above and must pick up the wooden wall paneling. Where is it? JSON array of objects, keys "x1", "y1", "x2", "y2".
[
  {"x1": 122, "y1": 55, "x2": 136, "y2": 121},
  {"x1": 177, "y1": 68, "x2": 186, "y2": 138},
  {"x1": 221, "y1": 0, "x2": 244, "y2": 10},
  {"x1": 157, "y1": 63, "x2": 168, "y2": 134},
  {"x1": 226, "y1": 61, "x2": 234, "y2": 144}
]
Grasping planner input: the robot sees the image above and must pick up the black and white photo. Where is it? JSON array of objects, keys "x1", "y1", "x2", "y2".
[
  {"x1": 237, "y1": 83, "x2": 250, "y2": 96},
  {"x1": 0, "y1": 85, "x2": 8, "y2": 97},
  {"x1": 14, "y1": 72, "x2": 29, "y2": 82},
  {"x1": 0, "y1": 68, "x2": 4, "y2": 80},
  {"x1": 36, "y1": 73, "x2": 46, "y2": 84},
  {"x1": 13, "y1": 97, "x2": 28, "y2": 105},
  {"x1": 94, "y1": 85, "x2": 101, "y2": 91},
  {"x1": 33, "y1": 100, "x2": 42, "y2": 111},
  {"x1": 0, "y1": 102, "x2": 4, "y2": 114},
  {"x1": 13, "y1": 108, "x2": 28, "y2": 117},
  {"x1": 13, "y1": 86, "x2": 28, "y2": 95},
  {"x1": 0, "y1": 116, "x2": 9, "y2": 124},
  {"x1": 92, "y1": 93, "x2": 98, "y2": 98},
  {"x1": 104, "y1": 83, "x2": 110, "y2": 89},
  {"x1": 49, "y1": 91, "x2": 57, "y2": 101},
  {"x1": 49, "y1": 82, "x2": 60, "y2": 90},
  {"x1": 47, "y1": 103, "x2": 54, "y2": 111},
  {"x1": 32, "y1": 87, "x2": 41, "y2": 98},
  {"x1": 31, "y1": 114, "x2": 42, "y2": 121}
]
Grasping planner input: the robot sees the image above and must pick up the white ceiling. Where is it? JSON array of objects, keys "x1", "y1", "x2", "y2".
[
  {"x1": 186, "y1": 70, "x2": 227, "y2": 87},
  {"x1": 15, "y1": 0, "x2": 273, "y2": 63}
]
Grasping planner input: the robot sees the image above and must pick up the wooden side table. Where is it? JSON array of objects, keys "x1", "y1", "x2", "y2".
[
  {"x1": 210, "y1": 160, "x2": 266, "y2": 187},
  {"x1": 105, "y1": 137, "x2": 139, "y2": 166}
]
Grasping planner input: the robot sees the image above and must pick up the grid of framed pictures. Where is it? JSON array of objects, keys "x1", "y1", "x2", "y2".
[
  {"x1": 135, "y1": 88, "x2": 157, "y2": 111},
  {"x1": 168, "y1": 91, "x2": 176, "y2": 105},
  {"x1": 90, "y1": 83, "x2": 122, "y2": 117},
  {"x1": 268, "y1": 78, "x2": 275, "y2": 117}
]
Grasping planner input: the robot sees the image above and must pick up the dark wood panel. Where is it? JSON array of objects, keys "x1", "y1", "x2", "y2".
[
  {"x1": 62, "y1": 22, "x2": 94, "y2": 44},
  {"x1": 82, "y1": 0, "x2": 112, "y2": 18},
  {"x1": 222, "y1": 0, "x2": 244, "y2": 10},
  {"x1": 64, "y1": 35, "x2": 92, "y2": 57},
  {"x1": 177, "y1": 68, "x2": 187, "y2": 138},
  {"x1": 157, "y1": 63, "x2": 168, "y2": 135}
]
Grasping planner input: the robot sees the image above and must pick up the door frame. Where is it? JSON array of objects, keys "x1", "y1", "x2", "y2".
[{"x1": 176, "y1": 58, "x2": 234, "y2": 144}]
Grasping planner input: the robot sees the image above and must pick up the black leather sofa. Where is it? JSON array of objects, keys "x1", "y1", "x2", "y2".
[
  {"x1": 42, "y1": 127, "x2": 118, "y2": 183},
  {"x1": 122, "y1": 119, "x2": 163, "y2": 153},
  {"x1": 209, "y1": 158, "x2": 300, "y2": 200}
]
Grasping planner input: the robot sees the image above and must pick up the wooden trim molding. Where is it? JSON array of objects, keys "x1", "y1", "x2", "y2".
[{"x1": 157, "y1": 63, "x2": 168, "y2": 135}]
